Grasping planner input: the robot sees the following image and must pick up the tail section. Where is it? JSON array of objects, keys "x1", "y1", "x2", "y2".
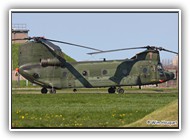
[
  {"x1": 18, "y1": 39, "x2": 65, "y2": 89},
  {"x1": 19, "y1": 40, "x2": 62, "y2": 67}
]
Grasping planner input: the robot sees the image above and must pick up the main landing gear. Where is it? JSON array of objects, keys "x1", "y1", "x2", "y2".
[
  {"x1": 108, "y1": 86, "x2": 116, "y2": 94},
  {"x1": 41, "y1": 87, "x2": 56, "y2": 94},
  {"x1": 49, "y1": 88, "x2": 56, "y2": 94},
  {"x1": 117, "y1": 87, "x2": 124, "y2": 94},
  {"x1": 108, "y1": 86, "x2": 124, "y2": 94}
]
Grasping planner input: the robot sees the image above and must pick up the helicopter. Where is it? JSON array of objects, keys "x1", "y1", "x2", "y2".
[{"x1": 12, "y1": 37, "x2": 177, "y2": 94}]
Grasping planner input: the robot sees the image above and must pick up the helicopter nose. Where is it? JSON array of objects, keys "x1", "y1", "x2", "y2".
[{"x1": 165, "y1": 72, "x2": 175, "y2": 80}]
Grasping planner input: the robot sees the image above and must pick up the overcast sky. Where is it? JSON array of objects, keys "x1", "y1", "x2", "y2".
[{"x1": 12, "y1": 10, "x2": 179, "y2": 61}]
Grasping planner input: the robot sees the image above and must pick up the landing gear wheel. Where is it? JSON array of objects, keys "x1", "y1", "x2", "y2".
[
  {"x1": 41, "y1": 87, "x2": 48, "y2": 94},
  {"x1": 108, "y1": 86, "x2": 116, "y2": 94},
  {"x1": 117, "y1": 88, "x2": 124, "y2": 94},
  {"x1": 73, "y1": 89, "x2": 77, "y2": 92},
  {"x1": 50, "y1": 88, "x2": 56, "y2": 94}
]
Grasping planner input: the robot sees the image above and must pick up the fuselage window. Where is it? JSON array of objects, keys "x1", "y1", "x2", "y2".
[
  {"x1": 33, "y1": 73, "x2": 40, "y2": 79},
  {"x1": 143, "y1": 68, "x2": 148, "y2": 74},
  {"x1": 102, "y1": 69, "x2": 108, "y2": 75},
  {"x1": 82, "y1": 70, "x2": 88, "y2": 76},
  {"x1": 63, "y1": 72, "x2": 67, "y2": 77}
]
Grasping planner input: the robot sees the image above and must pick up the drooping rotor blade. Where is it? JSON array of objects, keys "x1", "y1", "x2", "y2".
[
  {"x1": 12, "y1": 37, "x2": 33, "y2": 41},
  {"x1": 158, "y1": 47, "x2": 178, "y2": 54},
  {"x1": 45, "y1": 38, "x2": 103, "y2": 52},
  {"x1": 87, "y1": 46, "x2": 148, "y2": 55},
  {"x1": 12, "y1": 36, "x2": 103, "y2": 52}
]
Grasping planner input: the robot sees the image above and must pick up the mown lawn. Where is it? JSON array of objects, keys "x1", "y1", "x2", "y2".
[{"x1": 11, "y1": 93, "x2": 178, "y2": 128}]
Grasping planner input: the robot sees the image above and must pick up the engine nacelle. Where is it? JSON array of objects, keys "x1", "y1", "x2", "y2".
[{"x1": 40, "y1": 58, "x2": 62, "y2": 67}]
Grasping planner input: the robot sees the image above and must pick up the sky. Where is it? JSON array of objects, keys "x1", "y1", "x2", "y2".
[{"x1": 12, "y1": 10, "x2": 179, "y2": 61}]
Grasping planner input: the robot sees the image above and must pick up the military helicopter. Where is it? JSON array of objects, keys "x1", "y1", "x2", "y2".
[{"x1": 12, "y1": 37, "x2": 177, "y2": 94}]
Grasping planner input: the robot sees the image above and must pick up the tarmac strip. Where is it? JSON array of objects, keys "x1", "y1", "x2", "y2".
[{"x1": 12, "y1": 88, "x2": 178, "y2": 94}]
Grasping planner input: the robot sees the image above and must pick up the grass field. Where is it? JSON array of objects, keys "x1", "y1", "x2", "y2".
[
  {"x1": 11, "y1": 88, "x2": 179, "y2": 128},
  {"x1": 123, "y1": 99, "x2": 178, "y2": 127}
]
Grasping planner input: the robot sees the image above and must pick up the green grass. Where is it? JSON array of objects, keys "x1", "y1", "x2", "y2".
[
  {"x1": 12, "y1": 80, "x2": 40, "y2": 88},
  {"x1": 12, "y1": 43, "x2": 20, "y2": 70},
  {"x1": 123, "y1": 99, "x2": 178, "y2": 127},
  {"x1": 11, "y1": 92, "x2": 178, "y2": 128}
]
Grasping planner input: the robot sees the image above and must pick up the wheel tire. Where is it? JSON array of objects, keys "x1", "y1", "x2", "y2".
[
  {"x1": 41, "y1": 87, "x2": 48, "y2": 94},
  {"x1": 108, "y1": 87, "x2": 116, "y2": 94},
  {"x1": 50, "y1": 88, "x2": 56, "y2": 94},
  {"x1": 117, "y1": 88, "x2": 124, "y2": 94},
  {"x1": 73, "y1": 89, "x2": 77, "y2": 92}
]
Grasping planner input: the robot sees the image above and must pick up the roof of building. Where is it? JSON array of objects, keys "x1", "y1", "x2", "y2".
[{"x1": 12, "y1": 29, "x2": 29, "y2": 33}]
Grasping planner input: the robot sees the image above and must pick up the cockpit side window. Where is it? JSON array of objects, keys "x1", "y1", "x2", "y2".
[
  {"x1": 157, "y1": 63, "x2": 164, "y2": 76},
  {"x1": 157, "y1": 63, "x2": 164, "y2": 71}
]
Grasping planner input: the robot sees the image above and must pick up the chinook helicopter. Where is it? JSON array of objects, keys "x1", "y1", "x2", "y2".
[{"x1": 13, "y1": 37, "x2": 177, "y2": 94}]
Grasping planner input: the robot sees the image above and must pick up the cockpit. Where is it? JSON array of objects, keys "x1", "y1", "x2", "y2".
[{"x1": 157, "y1": 63, "x2": 165, "y2": 77}]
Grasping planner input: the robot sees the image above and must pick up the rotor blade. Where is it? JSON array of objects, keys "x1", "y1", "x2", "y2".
[
  {"x1": 87, "y1": 46, "x2": 147, "y2": 55},
  {"x1": 45, "y1": 38, "x2": 103, "y2": 52},
  {"x1": 161, "y1": 48, "x2": 178, "y2": 54},
  {"x1": 12, "y1": 37, "x2": 32, "y2": 41}
]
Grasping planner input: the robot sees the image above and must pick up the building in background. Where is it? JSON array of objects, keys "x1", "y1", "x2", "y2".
[
  {"x1": 12, "y1": 24, "x2": 29, "y2": 44},
  {"x1": 172, "y1": 55, "x2": 178, "y2": 66},
  {"x1": 12, "y1": 24, "x2": 29, "y2": 83}
]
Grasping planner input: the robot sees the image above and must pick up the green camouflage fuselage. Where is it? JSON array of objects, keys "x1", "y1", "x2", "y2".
[{"x1": 18, "y1": 41, "x2": 174, "y2": 89}]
